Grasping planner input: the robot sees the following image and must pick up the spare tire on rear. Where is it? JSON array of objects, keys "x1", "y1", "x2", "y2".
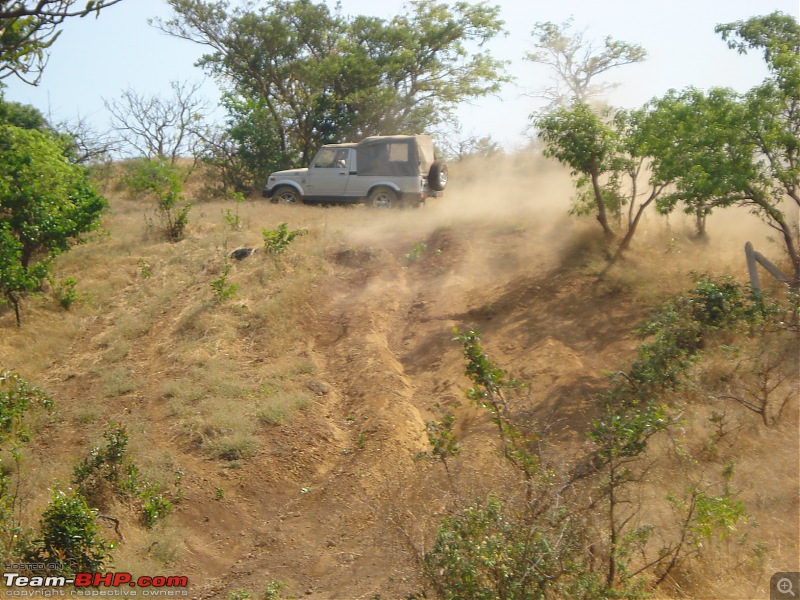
[{"x1": 428, "y1": 161, "x2": 448, "y2": 192}]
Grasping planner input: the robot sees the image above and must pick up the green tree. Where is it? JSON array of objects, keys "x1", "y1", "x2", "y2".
[
  {"x1": 0, "y1": 124, "x2": 107, "y2": 325},
  {"x1": 537, "y1": 103, "x2": 670, "y2": 251},
  {"x1": 0, "y1": 1, "x2": 124, "y2": 84},
  {"x1": 157, "y1": 0, "x2": 508, "y2": 187},
  {"x1": 0, "y1": 96, "x2": 48, "y2": 129},
  {"x1": 633, "y1": 13, "x2": 799, "y2": 281},
  {"x1": 716, "y1": 12, "x2": 800, "y2": 284},
  {"x1": 201, "y1": 94, "x2": 287, "y2": 192},
  {"x1": 633, "y1": 88, "x2": 748, "y2": 239},
  {"x1": 537, "y1": 103, "x2": 621, "y2": 240}
]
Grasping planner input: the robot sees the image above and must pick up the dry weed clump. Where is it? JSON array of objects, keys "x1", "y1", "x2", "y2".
[{"x1": 256, "y1": 390, "x2": 312, "y2": 426}]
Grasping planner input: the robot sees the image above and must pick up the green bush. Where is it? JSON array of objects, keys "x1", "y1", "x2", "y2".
[
  {"x1": 632, "y1": 274, "x2": 773, "y2": 393},
  {"x1": 52, "y1": 276, "x2": 80, "y2": 310},
  {"x1": 122, "y1": 158, "x2": 192, "y2": 241},
  {"x1": 262, "y1": 223, "x2": 306, "y2": 255},
  {"x1": 0, "y1": 371, "x2": 53, "y2": 444},
  {"x1": 72, "y1": 422, "x2": 173, "y2": 528},
  {"x1": 211, "y1": 261, "x2": 238, "y2": 304},
  {"x1": 34, "y1": 489, "x2": 114, "y2": 574},
  {"x1": 424, "y1": 497, "x2": 593, "y2": 600}
]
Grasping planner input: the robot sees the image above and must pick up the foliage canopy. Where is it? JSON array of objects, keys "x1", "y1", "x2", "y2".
[
  {"x1": 158, "y1": 0, "x2": 509, "y2": 187},
  {"x1": 0, "y1": 1, "x2": 123, "y2": 84},
  {"x1": 0, "y1": 124, "x2": 106, "y2": 325}
]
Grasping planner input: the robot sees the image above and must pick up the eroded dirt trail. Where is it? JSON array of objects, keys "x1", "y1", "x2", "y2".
[{"x1": 205, "y1": 222, "x2": 595, "y2": 597}]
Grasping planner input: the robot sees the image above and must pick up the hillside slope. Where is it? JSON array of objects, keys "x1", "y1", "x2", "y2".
[{"x1": 1, "y1": 156, "x2": 797, "y2": 599}]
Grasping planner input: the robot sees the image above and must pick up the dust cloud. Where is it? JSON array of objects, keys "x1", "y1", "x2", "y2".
[{"x1": 324, "y1": 149, "x2": 788, "y2": 289}]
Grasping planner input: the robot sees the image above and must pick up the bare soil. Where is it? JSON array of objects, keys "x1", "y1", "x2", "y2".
[{"x1": 1, "y1": 155, "x2": 797, "y2": 599}]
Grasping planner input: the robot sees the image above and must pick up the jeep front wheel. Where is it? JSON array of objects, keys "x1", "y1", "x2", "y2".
[
  {"x1": 271, "y1": 186, "x2": 302, "y2": 205},
  {"x1": 368, "y1": 187, "x2": 398, "y2": 209}
]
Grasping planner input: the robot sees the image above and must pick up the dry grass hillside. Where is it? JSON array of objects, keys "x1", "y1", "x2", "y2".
[{"x1": 1, "y1": 153, "x2": 798, "y2": 599}]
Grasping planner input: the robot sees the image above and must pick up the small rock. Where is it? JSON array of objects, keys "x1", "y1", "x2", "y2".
[
  {"x1": 306, "y1": 380, "x2": 330, "y2": 396},
  {"x1": 230, "y1": 247, "x2": 256, "y2": 260}
]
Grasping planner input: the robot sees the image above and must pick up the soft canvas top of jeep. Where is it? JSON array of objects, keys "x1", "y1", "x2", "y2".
[{"x1": 355, "y1": 135, "x2": 435, "y2": 177}]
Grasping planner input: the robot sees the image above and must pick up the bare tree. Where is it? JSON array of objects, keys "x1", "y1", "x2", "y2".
[
  {"x1": 437, "y1": 128, "x2": 503, "y2": 162},
  {"x1": 52, "y1": 113, "x2": 120, "y2": 164},
  {"x1": 105, "y1": 80, "x2": 209, "y2": 164},
  {"x1": 0, "y1": 1, "x2": 124, "y2": 84},
  {"x1": 526, "y1": 17, "x2": 646, "y2": 111}
]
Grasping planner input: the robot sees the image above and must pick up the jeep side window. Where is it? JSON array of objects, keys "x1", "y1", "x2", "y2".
[
  {"x1": 387, "y1": 143, "x2": 409, "y2": 162},
  {"x1": 334, "y1": 150, "x2": 348, "y2": 168},
  {"x1": 313, "y1": 148, "x2": 337, "y2": 168}
]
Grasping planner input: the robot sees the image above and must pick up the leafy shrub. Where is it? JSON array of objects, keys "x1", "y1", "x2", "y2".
[
  {"x1": 211, "y1": 261, "x2": 238, "y2": 304},
  {"x1": 122, "y1": 158, "x2": 192, "y2": 241},
  {"x1": 1, "y1": 372, "x2": 54, "y2": 564},
  {"x1": 72, "y1": 422, "x2": 172, "y2": 528},
  {"x1": 34, "y1": 489, "x2": 114, "y2": 574},
  {"x1": 263, "y1": 580, "x2": 288, "y2": 599},
  {"x1": 424, "y1": 497, "x2": 594, "y2": 600},
  {"x1": 141, "y1": 489, "x2": 174, "y2": 529},
  {"x1": 52, "y1": 276, "x2": 80, "y2": 309},
  {"x1": 632, "y1": 274, "x2": 774, "y2": 393},
  {"x1": 0, "y1": 371, "x2": 53, "y2": 444},
  {"x1": 262, "y1": 223, "x2": 306, "y2": 255}
]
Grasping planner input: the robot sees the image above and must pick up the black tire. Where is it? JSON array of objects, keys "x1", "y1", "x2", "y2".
[
  {"x1": 271, "y1": 186, "x2": 302, "y2": 205},
  {"x1": 428, "y1": 161, "x2": 448, "y2": 192},
  {"x1": 368, "y1": 187, "x2": 398, "y2": 209}
]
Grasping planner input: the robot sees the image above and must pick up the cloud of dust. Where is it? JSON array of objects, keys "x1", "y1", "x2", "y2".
[
  {"x1": 317, "y1": 151, "x2": 588, "y2": 304},
  {"x1": 340, "y1": 151, "x2": 580, "y2": 264},
  {"x1": 330, "y1": 150, "x2": 794, "y2": 294}
]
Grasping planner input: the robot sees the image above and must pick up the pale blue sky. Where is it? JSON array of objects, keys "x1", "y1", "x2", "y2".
[{"x1": 3, "y1": 0, "x2": 798, "y2": 150}]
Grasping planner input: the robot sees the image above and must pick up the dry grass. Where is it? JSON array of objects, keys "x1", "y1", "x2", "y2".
[{"x1": 0, "y1": 155, "x2": 797, "y2": 598}]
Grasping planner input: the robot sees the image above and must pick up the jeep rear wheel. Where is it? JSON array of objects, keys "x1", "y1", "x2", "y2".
[
  {"x1": 428, "y1": 161, "x2": 448, "y2": 192},
  {"x1": 272, "y1": 186, "x2": 302, "y2": 205},
  {"x1": 368, "y1": 187, "x2": 398, "y2": 209}
]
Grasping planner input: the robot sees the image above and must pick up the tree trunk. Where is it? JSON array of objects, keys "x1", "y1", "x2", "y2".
[
  {"x1": 6, "y1": 291, "x2": 21, "y2": 327},
  {"x1": 591, "y1": 168, "x2": 615, "y2": 240}
]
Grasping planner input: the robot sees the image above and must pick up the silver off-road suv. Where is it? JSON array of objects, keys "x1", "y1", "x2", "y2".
[{"x1": 262, "y1": 135, "x2": 447, "y2": 208}]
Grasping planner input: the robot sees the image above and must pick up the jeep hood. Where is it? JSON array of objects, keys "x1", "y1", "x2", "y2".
[{"x1": 269, "y1": 168, "x2": 308, "y2": 179}]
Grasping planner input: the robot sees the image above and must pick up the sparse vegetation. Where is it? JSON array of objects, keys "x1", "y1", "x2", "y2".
[
  {"x1": 121, "y1": 158, "x2": 192, "y2": 241},
  {"x1": 0, "y1": 371, "x2": 54, "y2": 564},
  {"x1": 0, "y1": 10, "x2": 797, "y2": 597},
  {"x1": 405, "y1": 241, "x2": 428, "y2": 263},
  {"x1": 210, "y1": 260, "x2": 239, "y2": 304},
  {"x1": 262, "y1": 222, "x2": 307, "y2": 255},
  {"x1": 72, "y1": 422, "x2": 173, "y2": 528},
  {"x1": 424, "y1": 272, "x2": 792, "y2": 598}
]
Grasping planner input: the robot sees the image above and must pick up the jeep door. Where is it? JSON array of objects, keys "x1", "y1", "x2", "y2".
[{"x1": 305, "y1": 147, "x2": 351, "y2": 200}]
